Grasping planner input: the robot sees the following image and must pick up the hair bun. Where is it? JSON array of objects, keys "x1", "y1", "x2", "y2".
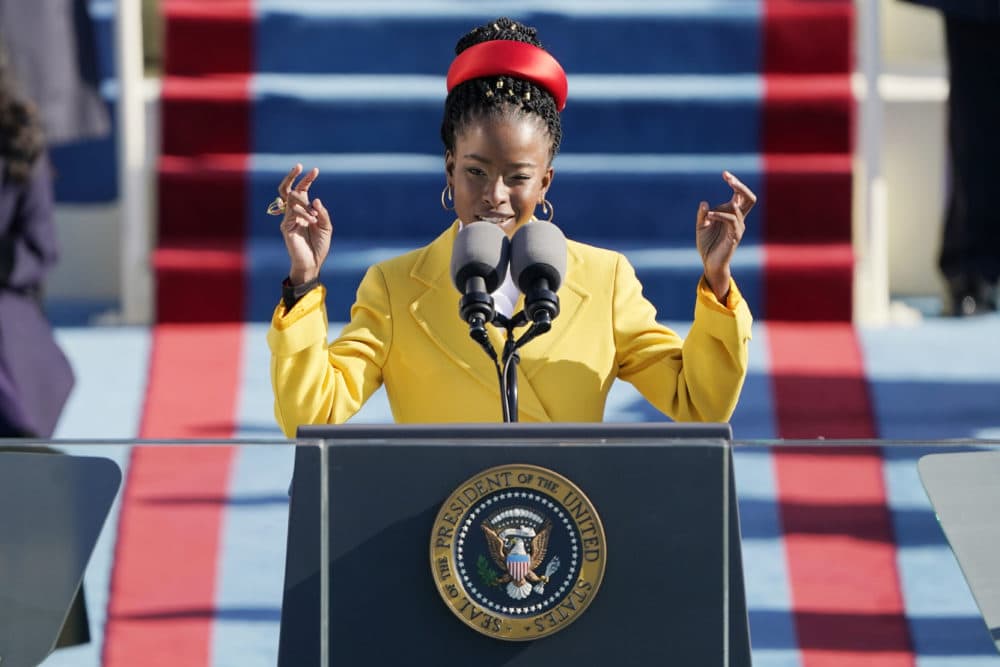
[{"x1": 456, "y1": 17, "x2": 542, "y2": 54}]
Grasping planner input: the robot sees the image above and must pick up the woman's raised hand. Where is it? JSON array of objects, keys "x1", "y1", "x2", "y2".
[
  {"x1": 278, "y1": 163, "x2": 333, "y2": 285},
  {"x1": 695, "y1": 171, "x2": 756, "y2": 302}
]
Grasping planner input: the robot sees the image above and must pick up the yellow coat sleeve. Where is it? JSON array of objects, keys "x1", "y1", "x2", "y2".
[
  {"x1": 612, "y1": 254, "x2": 752, "y2": 422},
  {"x1": 267, "y1": 266, "x2": 392, "y2": 438}
]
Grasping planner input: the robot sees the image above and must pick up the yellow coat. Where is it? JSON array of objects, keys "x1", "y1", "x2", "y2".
[{"x1": 268, "y1": 222, "x2": 752, "y2": 437}]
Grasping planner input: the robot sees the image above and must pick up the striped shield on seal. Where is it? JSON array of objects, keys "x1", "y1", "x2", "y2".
[{"x1": 507, "y1": 551, "x2": 530, "y2": 581}]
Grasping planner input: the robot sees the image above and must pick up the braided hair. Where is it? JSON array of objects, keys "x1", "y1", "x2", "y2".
[
  {"x1": 0, "y1": 40, "x2": 44, "y2": 184},
  {"x1": 440, "y1": 17, "x2": 563, "y2": 161}
]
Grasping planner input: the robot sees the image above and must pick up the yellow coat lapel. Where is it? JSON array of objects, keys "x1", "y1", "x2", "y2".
[
  {"x1": 516, "y1": 241, "x2": 590, "y2": 380},
  {"x1": 405, "y1": 222, "x2": 556, "y2": 422},
  {"x1": 408, "y1": 223, "x2": 506, "y2": 401}
]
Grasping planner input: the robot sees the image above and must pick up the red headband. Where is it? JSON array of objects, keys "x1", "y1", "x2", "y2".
[{"x1": 446, "y1": 40, "x2": 568, "y2": 112}]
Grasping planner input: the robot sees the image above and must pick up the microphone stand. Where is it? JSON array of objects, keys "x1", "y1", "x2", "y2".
[
  {"x1": 491, "y1": 311, "x2": 554, "y2": 422},
  {"x1": 462, "y1": 291, "x2": 559, "y2": 423},
  {"x1": 493, "y1": 312, "x2": 525, "y2": 422}
]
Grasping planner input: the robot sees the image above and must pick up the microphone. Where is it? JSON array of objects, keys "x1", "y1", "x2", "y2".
[
  {"x1": 450, "y1": 222, "x2": 510, "y2": 343},
  {"x1": 510, "y1": 221, "x2": 567, "y2": 332}
]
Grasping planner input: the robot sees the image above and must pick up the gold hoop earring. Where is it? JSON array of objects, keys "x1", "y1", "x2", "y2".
[
  {"x1": 537, "y1": 198, "x2": 554, "y2": 223},
  {"x1": 441, "y1": 184, "x2": 454, "y2": 211}
]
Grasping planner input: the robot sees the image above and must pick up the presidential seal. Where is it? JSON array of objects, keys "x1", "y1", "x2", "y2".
[{"x1": 430, "y1": 464, "x2": 607, "y2": 641}]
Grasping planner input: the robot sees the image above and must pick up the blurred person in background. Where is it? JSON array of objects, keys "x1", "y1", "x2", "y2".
[
  {"x1": 900, "y1": 0, "x2": 1000, "y2": 316},
  {"x1": 0, "y1": 0, "x2": 110, "y2": 648},
  {"x1": 0, "y1": 42, "x2": 75, "y2": 440}
]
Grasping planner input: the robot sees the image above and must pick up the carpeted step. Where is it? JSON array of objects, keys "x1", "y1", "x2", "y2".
[
  {"x1": 153, "y1": 237, "x2": 852, "y2": 323},
  {"x1": 159, "y1": 74, "x2": 852, "y2": 157},
  {"x1": 164, "y1": 1, "x2": 852, "y2": 77},
  {"x1": 158, "y1": 152, "x2": 851, "y2": 245},
  {"x1": 152, "y1": 239, "x2": 247, "y2": 323}
]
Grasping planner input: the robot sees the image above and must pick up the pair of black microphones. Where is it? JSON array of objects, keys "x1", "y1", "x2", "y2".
[
  {"x1": 449, "y1": 221, "x2": 568, "y2": 421},
  {"x1": 450, "y1": 221, "x2": 567, "y2": 341}
]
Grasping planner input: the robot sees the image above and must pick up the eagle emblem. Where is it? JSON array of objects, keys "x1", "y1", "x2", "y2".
[{"x1": 482, "y1": 516, "x2": 561, "y2": 600}]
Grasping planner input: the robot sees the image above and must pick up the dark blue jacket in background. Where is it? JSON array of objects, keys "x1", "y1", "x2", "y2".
[{"x1": 900, "y1": 0, "x2": 1000, "y2": 20}]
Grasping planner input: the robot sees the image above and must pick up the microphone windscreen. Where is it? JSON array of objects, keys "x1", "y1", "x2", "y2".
[
  {"x1": 510, "y1": 222, "x2": 567, "y2": 292},
  {"x1": 450, "y1": 222, "x2": 510, "y2": 293}
]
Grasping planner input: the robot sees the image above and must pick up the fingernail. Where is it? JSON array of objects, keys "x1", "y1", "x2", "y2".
[{"x1": 314, "y1": 198, "x2": 322, "y2": 207}]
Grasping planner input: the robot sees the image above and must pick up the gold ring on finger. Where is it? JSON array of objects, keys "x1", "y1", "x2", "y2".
[{"x1": 266, "y1": 196, "x2": 286, "y2": 216}]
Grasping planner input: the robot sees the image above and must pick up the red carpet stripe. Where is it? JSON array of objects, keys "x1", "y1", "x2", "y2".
[
  {"x1": 161, "y1": 77, "x2": 253, "y2": 157},
  {"x1": 763, "y1": 75, "x2": 854, "y2": 155},
  {"x1": 156, "y1": 153, "x2": 249, "y2": 323},
  {"x1": 762, "y1": 240, "x2": 854, "y2": 322},
  {"x1": 158, "y1": 155, "x2": 250, "y2": 241},
  {"x1": 768, "y1": 323, "x2": 914, "y2": 666},
  {"x1": 763, "y1": 154, "x2": 853, "y2": 244},
  {"x1": 762, "y1": 1, "x2": 853, "y2": 75},
  {"x1": 103, "y1": 0, "x2": 252, "y2": 663},
  {"x1": 103, "y1": 325, "x2": 244, "y2": 667},
  {"x1": 163, "y1": 0, "x2": 254, "y2": 77},
  {"x1": 761, "y1": 1, "x2": 855, "y2": 324}
]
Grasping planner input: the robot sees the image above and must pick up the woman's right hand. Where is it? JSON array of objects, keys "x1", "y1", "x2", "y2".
[{"x1": 278, "y1": 163, "x2": 333, "y2": 284}]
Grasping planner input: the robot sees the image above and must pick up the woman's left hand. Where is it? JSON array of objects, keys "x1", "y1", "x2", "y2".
[{"x1": 696, "y1": 170, "x2": 756, "y2": 302}]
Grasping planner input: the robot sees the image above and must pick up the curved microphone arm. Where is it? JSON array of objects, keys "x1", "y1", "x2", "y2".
[
  {"x1": 489, "y1": 288, "x2": 560, "y2": 422},
  {"x1": 463, "y1": 325, "x2": 509, "y2": 422},
  {"x1": 500, "y1": 339, "x2": 519, "y2": 423},
  {"x1": 461, "y1": 290, "x2": 561, "y2": 423},
  {"x1": 513, "y1": 286, "x2": 560, "y2": 350}
]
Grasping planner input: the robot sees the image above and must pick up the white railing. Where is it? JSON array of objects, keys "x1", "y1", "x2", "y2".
[
  {"x1": 855, "y1": 0, "x2": 950, "y2": 324},
  {"x1": 114, "y1": 0, "x2": 151, "y2": 324},
  {"x1": 855, "y1": 0, "x2": 889, "y2": 325}
]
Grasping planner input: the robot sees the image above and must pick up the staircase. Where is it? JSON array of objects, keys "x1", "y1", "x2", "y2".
[
  {"x1": 156, "y1": 0, "x2": 854, "y2": 325},
  {"x1": 99, "y1": 6, "x2": 919, "y2": 667}
]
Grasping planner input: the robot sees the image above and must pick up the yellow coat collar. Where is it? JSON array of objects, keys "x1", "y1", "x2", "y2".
[{"x1": 406, "y1": 221, "x2": 589, "y2": 422}]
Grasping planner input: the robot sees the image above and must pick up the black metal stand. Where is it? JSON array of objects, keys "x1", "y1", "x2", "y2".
[
  {"x1": 464, "y1": 293, "x2": 559, "y2": 422},
  {"x1": 497, "y1": 316, "x2": 522, "y2": 422},
  {"x1": 492, "y1": 311, "x2": 556, "y2": 422},
  {"x1": 491, "y1": 312, "x2": 522, "y2": 422}
]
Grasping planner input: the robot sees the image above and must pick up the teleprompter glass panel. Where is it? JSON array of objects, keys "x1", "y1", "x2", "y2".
[{"x1": 0, "y1": 440, "x2": 318, "y2": 667}]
